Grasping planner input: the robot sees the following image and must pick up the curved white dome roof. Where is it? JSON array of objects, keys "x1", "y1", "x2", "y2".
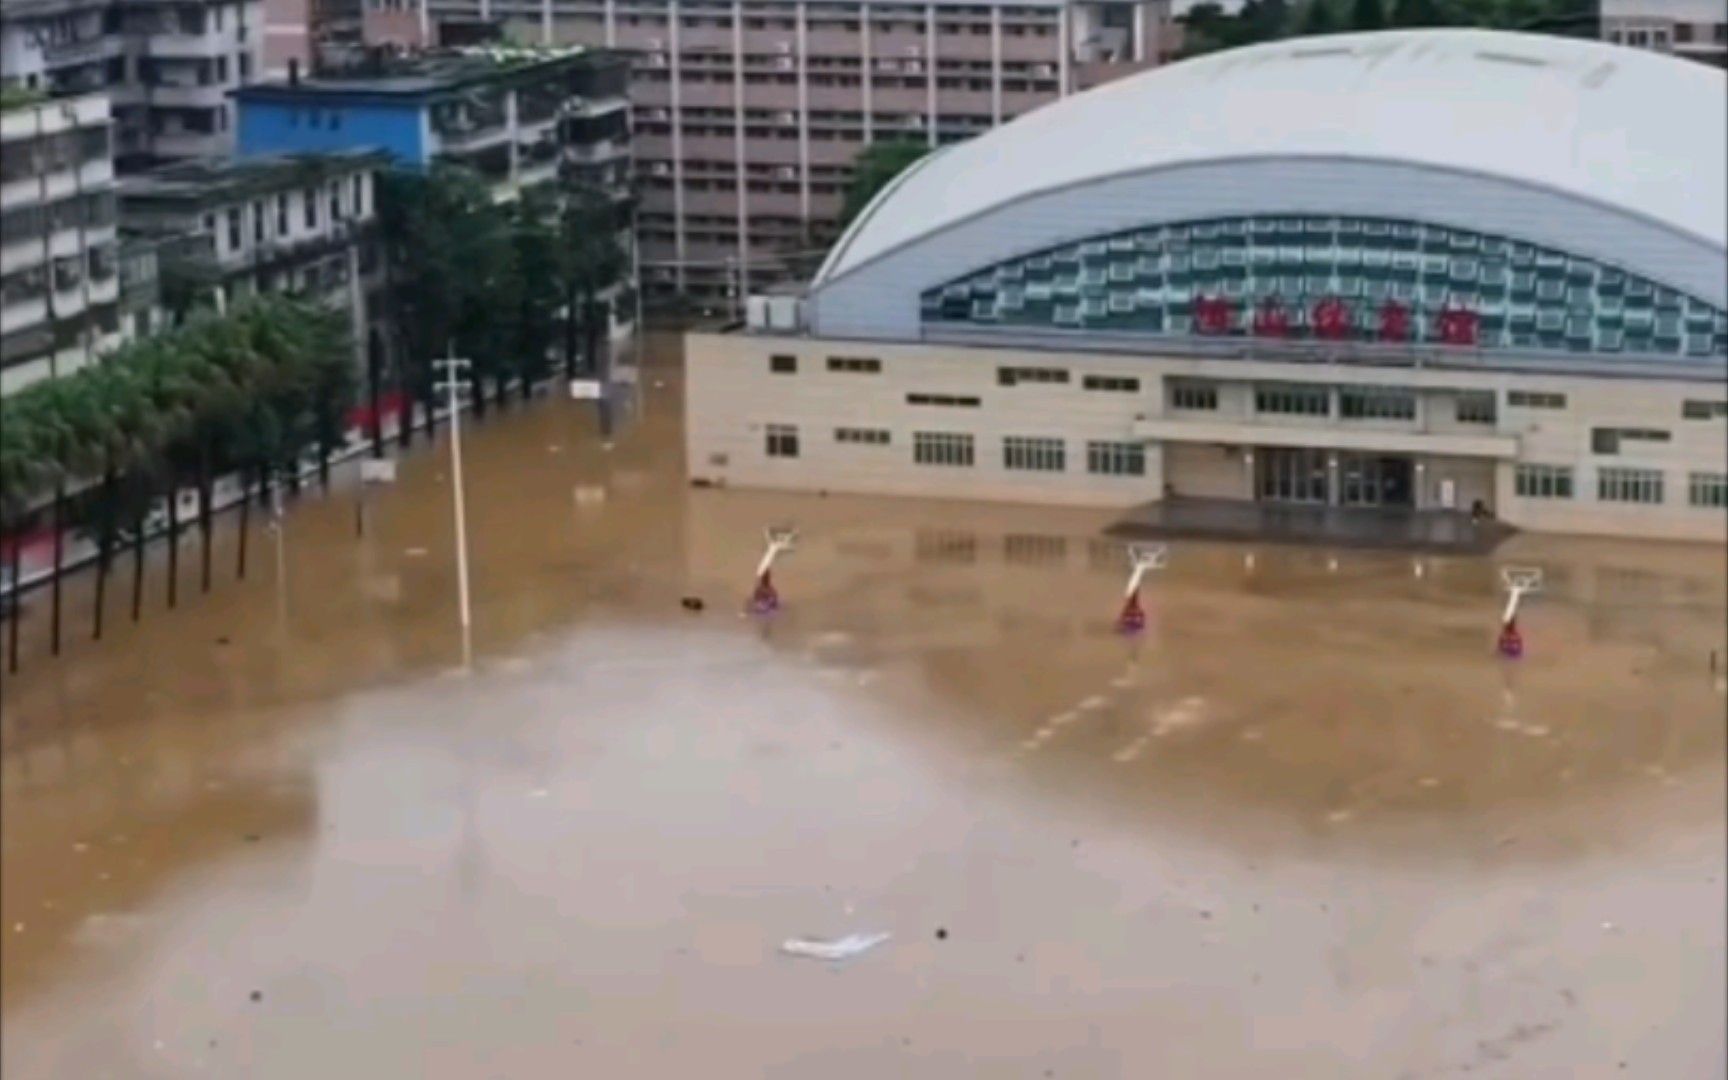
[{"x1": 817, "y1": 29, "x2": 1727, "y2": 286}]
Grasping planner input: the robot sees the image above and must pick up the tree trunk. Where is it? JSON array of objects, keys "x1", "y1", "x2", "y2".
[
  {"x1": 236, "y1": 466, "x2": 252, "y2": 580},
  {"x1": 166, "y1": 484, "x2": 180, "y2": 610},
  {"x1": 562, "y1": 284, "x2": 579, "y2": 381},
  {"x1": 286, "y1": 452, "x2": 302, "y2": 498},
  {"x1": 91, "y1": 467, "x2": 115, "y2": 641},
  {"x1": 317, "y1": 424, "x2": 333, "y2": 491},
  {"x1": 493, "y1": 366, "x2": 509, "y2": 412},
  {"x1": 6, "y1": 539, "x2": 21, "y2": 673},
  {"x1": 49, "y1": 484, "x2": 65, "y2": 657},
  {"x1": 198, "y1": 441, "x2": 214, "y2": 594},
  {"x1": 367, "y1": 331, "x2": 386, "y2": 460},
  {"x1": 130, "y1": 500, "x2": 146, "y2": 623}
]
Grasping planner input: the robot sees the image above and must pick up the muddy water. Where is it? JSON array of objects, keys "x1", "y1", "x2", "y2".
[{"x1": 2, "y1": 334, "x2": 1724, "y2": 1079}]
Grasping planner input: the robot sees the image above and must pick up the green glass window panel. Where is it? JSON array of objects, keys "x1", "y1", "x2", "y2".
[
  {"x1": 1304, "y1": 246, "x2": 1332, "y2": 265},
  {"x1": 1363, "y1": 278, "x2": 1389, "y2": 299},
  {"x1": 1220, "y1": 248, "x2": 1248, "y2": 268},
  {"x1": 1135, "y1": 255, "x2": 1160, "y2": 275},
  {"x1": 1451, "y1": 258, "x2": 1479, "y2": 281},
  {"x1": 1564, "y1": 315, "x2": 1592, "y2": 337},
  {"x1": 1480, "y1": 238, "x2": 1507, "y2": 255},
  {"x1": 1108, "y1": 292, "x2": 1135, "y2": 313},
  {"x1": 1167, "y1": 226, "x2": 1190, "y2": 242},
  {"x1": 1566, "y1": 286, "x2": 1591, "y2": 306},
  {"x1": 1566, "y1": 258, "x2": 1592, "y2": 278},
  {"x1": 1337, "y1": 219, "x2": 1362, "y2": 234},
  {"x1": 1193, "y1": 249, "x2": 1220, "y2": 271},
  {"x1": 1135, "y1": 285, "x2": 1163, "y2": 304},
  {"x1": 1625, "y1": 278, "x2": 1652, "y2": 298},
  {"x1": 1361, "y1": 249, "x2": 1390, "y2": 268},
  {"x1": 1108, "y1": 234, "x2": 1136, "y2": 252},
  {"x1": 1306, "y1": 275, "x2": 1330, "y2": 294},
  {"x1": 1025, "y1": 282, "x2": 1052, "y2": 301},
  {"x1": 1167, "y1": 253, "x2": 1190, "y2": 272},
  {"x1": 1000, "y1": 288, "x2": 1025, "y2": 310},
  {"x1": 1337, "y1": 277, "x2": 1363, "y2": 297},
  {"x1": 1391, "y1": 223, "x2": 1418, "y2": 240},
  {"x1": 971, "y1": 298, "x2": 998, "y2": 319},
  {"x1": 996, "y1": 263, "x2": 1024, "y2": 281},
  {"x1": 1053, "y1": 246, "x2": 1080, "y2": 264},
  {"x1": 1025, "y1": 254, "x2": 1051, "y2": 271},
  {"x1": 1336, "y1": 249, "x2": 1362, "y2": 267},
  {"x1": 1192, "y1": 223, "x2": 1219, "y2": 240},
  {"x1": 1218, "y1": 220, "x2": 1246, "y2": 237},
  {"x1": 1536, "y1": 280, "x2": 1564, "y2": 302},
  {"x1": 1108, "y1": 262, "x2": 1135, "y2": 282},
  {"x1": 1080, "y1": 265, "x2": 1106, "y2": 285},
  {"x1": 1053, "y1": 303, "x2": 1081, "y2": 325},
  {"x1": 1166, "y1": 285, "x2": 1193, "y2": 304},
  {"x1": 1685, "y1": 333, "x2": 1714, "y2": 354},
  {"x1": 1391, "y1": 281, "x2": 1416, "y2": 301},
  {"x1": 1080, "y1": 296, "x2": 1107, "y2": 317},
  {"x1": 1509, "y1": 245, "x2": 1535, "y2": 266},
  {"x1": 1079, "y1": 240, "x2": 1107, "y2": 258},
  {"x1": 1655, "y1": 313, "x2": 1682, "y2": 337},
  {"x1": 1450, "y1": 232, "x2": 1479, "y2": 250},
  {"x1": 1654, "y1": 288, "x2": 1680, "y2": 311},
  {"x1": 1599, "y1": 327, "x2": 1624, "y2": 351}
]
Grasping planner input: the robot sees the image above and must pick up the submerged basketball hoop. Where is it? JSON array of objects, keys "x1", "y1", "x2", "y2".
[
  {"x1": 1497, "y1": 566, "x2": 1543, "y2": 659},
  {"x1": 1117, "y1": 543, "x2": 1168, "y2": 634},
  {"x1": 748, "y1": 524, "x2": 797, "y2": 615}
]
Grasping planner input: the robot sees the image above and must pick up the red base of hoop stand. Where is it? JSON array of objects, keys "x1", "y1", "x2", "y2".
[
  {"x1": 1116, "y1": 592, "x2": 1146, "y2": 634},
  {"x1": 748, "y1": 572, "x2": 780, "y2": 615},
  {"x1": 1497, "y1": 620, "x2": 1523, "y2": 659}
]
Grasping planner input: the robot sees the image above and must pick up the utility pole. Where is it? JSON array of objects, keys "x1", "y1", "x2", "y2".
[{"x1": 432, "y1": 347, "x2": 474, "y2": 642}]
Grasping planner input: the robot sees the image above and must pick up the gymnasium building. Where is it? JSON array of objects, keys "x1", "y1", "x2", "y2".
[{"x1": 684, "y1": 29, "x2": 1728, "y2": 543}]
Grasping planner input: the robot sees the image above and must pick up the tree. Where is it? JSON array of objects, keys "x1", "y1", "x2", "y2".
[
  {"x1": 840, "y1": 141, "x2": 931, "y2": 232},
  {"x1": 1349, "y1": 0, "x2": 1388, "y2": 30},
  {"x1": 1299, "y1": 0, "x2": 1339, "y2": 33},
  {"x1": 1391, "y1": 0, "x2": 1445, "y2": 25},
  {"x1": 552, "y1": 184, "x2": 628, "y2": 384}
]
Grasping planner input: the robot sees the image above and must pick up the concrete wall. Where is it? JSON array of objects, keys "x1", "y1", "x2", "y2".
[{"x1": 686, "y1": 330, "x2": 1728, "y2": 544}]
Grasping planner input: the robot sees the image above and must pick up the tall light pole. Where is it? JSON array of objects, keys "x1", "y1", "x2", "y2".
[{"x1": 432, "y1": 347, "x2": 474, "y2": 646}]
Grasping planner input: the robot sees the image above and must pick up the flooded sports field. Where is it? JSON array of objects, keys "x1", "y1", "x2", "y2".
[{"x1": 2, "y1": 335, "x2": 1724, "y2": 1079}]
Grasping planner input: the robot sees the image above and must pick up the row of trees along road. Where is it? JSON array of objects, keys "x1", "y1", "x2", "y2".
[
  {"x1": 1178, "y1": 0, "x2": 1598, "y2": 54},
  {"x1": 0, "y1": 295, "x2": 354, "y2": 651},
  {"x1": 376, "y1": 165, "x2": 629, "y2": 444}
]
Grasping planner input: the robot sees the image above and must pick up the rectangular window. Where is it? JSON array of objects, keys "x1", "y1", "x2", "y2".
[
  {"x1": 252, "y1": 200, "x2": 265, "y2": 242},
  {"x1": 1087, "y1": 441, "x2": 1146, "y2": 476},
  {"x1": 303, "y1": 189, "x2": 318, "y2": 229},
  {"x1": 1514, "y1": 464, "x2": 1573, "y2": 500},
  {"x1": 998, "y1": 366, "x2": 1069, "y2": 386},
  {"x1": 827, "y1": 355, "x2": 881, "y2": 373},
  {"x1": 1598, "y1": 466, "x2": 1665, "y2": 504},
  {"x1": 1681, "y1": 399, "x2": 1728, "y2": 420},
  {"x1": 1506, "y1": 389, "x2": 1567, "y2": 409},
  {"x1": 275, "y1": 193, "x2": 288, "y2": 234},
  {"x1": 913, "y1": 431, "x2": 975, "y2": 467},
  {"x1": 1339, "y1": 387, "x2": 1417, "y2": 421},
  {"x1": 764, "y1": 424, "x2": 799, "y2": 458},
  {"x1": 225, "y1": 207, "x2": 241, "y2": 250},
  {"x1": 1688, "y1": 472, "x2": 1728, "y2": 508},
  {"x1": 1168, "y1": 380, "x2": 1218, "y2": 411},
  {"x1": 769, "y1": 353, "x2": 797, "y2": 373},
  {"x1": 1592, "y1": 427, "x2": 1672, "y2": 455},
  {"x1": 835, "y1": 427, "x2": 890, "y2": 445},
  {"x1": 1455, "y1": 391, "x2": 1497, "y2": 425},
  {"x1": 1082, "y1": 375, "x2": 1140, "y2": 393},
  {"x1": 1254, "y1": 382, "x2": 1330, "y2": 417},
  {"x1": 1003, "y1": 436, "x2": 1065, "y2": 472},
  {"x1": 906, "y1": 393, "x2": 981, "y2": 408}
]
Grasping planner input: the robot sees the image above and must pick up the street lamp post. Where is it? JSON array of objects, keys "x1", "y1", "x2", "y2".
[{"x1": 432, "y1": 347, "x2": 474, "y2": 642}]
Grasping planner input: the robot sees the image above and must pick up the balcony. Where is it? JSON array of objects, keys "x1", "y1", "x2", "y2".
[{"x1": 41, "y1": 35, "x2": 117, "y2": 66}]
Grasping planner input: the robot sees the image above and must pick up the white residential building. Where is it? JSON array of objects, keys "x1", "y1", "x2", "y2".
[
  {"x1": 1601, "y1": 0, "x2": 1727, "y2": 67},
  {"x1": 0, "y1": 0, "x2": 267, "y2": 170},
  {"x1": 1, "y1": 92, "x2": 122, "y2": 395}
]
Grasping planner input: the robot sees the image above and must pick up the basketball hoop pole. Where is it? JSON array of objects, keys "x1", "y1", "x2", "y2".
[
  {"x1": 749, "y1": 525, "x2": 796, "y2": 614},
  {"x1": 1497, "y1": 566, "x2": 1542, "y2": 659},
  {"x1": 1117, "y1": 544, "x2": 1167, "y2": 634}
]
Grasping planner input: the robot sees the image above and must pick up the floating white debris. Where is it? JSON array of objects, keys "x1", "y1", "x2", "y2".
[
  {"x1": 13, "y1": 923, "x2": 22, "y2": 933},
  {"x1": 1076, "y1": 696, "x2": 1108, "y2": 712},
  {"x1": 1050, "y1": 711, "x2": 1080, "y2": 727},
  {"x1": 780, "y1": 932, "x2": 891, "y2": 962},
  {"x1": 405, "y1": 547, "x2": 428, "y2": 558},
  {"x1": 1418, "y1": 777, "x2": 1440, "y2": 788}
]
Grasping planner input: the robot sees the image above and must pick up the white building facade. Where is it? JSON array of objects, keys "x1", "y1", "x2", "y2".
[
  {"x1": 0, "y1": 92, "x2": 122, "y2": 395},
  {"x1": 685, "y1": 30, "x2": 1728, "y2": 543},
  {"x1": 1601, "y1": 0, "x2": 1727, "y2": 67}
]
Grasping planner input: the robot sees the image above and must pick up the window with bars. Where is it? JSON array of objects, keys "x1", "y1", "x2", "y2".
[
  {"x1": 1681, "y1": 399, "x2": 1727, "y2": 420},
  {"x1": 913, "y1": 431, "x2": 974, "y2": 467},
  {"x1": 1168, "y1": 380, "x2": 1218, "y2": 411},
  {"x1": 1082, "y1": 375, "x2": 1140, "y2": 393},
  {"x1": 1003, "y1": 436, "x2": 1065, "y2": 472},
  {"x1": 998, "y1": 366, "x2": 1069, "y2": 386},
  {"x1": 827, "y1": 356, "x2": 881, "y2": 373},
  {"x1": 1598, "y1": 466, "x2": 1664, "y2": 504},
  {"x1": 1591, "y1": 427, "x2": 1671, "y2": 455},
  {"x1": 1514, "y1": 464, "x2": 1573, "y2": 500},
  {"x1": 1255, "y1": 383, "x2": 1330, "y2": 417},
  {"x1": 1455, "y1": 391, "x2": 1497, "y2": 425},
  {"x1": 907, "y1": 393, "x2": 982, "y2": 408},
  {"x1": 1688, "y1": 472, "x2": 1728, "y2": 508},
  {"x1": 835, "y1": 427, "x2": 890, "y2": 445},
  {"x1": 769, "y1": 353, "x2": 797, "y2": 374},
  {"x1": 764, "y1": 424, "x2": 800, "y2": 458},
  {"x1": 1339, "y1": 386, "x2": 1416, "y2": 421},
  {"x1": 1087, "y1": 441, "x2": 1146, "y2": 476}
]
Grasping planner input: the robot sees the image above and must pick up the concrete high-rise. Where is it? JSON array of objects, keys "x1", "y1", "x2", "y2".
[{"x1": 363, "y1": 0, "x2": 1176, "y2": 305}]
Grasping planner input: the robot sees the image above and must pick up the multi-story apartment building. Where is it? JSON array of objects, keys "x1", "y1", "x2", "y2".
[
  {"x1": 117, "y1": 148, "x2": 384, "y2": 366},
  {"x1": 1601, "y1": 0, "x2": 1727, "y2": 67},
  {"x1": 0, "y1": 0, "x2": 266, "y2": 170},
  {"x1": 1, "y1": 91, "x2": 122, "y2": 395},
  {"x1": 362, "y1": 0, "x2": 1176, "y2": 304},
  {"x1": 231, "y1": 44, "x2": 632, "y2": 202}
]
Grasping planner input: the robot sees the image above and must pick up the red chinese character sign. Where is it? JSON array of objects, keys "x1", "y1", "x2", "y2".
[
  {"x1": 1192, "y1": 295, "x2": 1234, "y2": 335},
  {"x1": 1435, "y1": 303, "x2": 1480, "y2": 347},
  {"x1": 1312, "y1": 296, "x2": 1352, "y2": 341},
  {"x1": 1253, "y1": 296, "x2": 1291, "y2": 338},
  {"x1": 1378, "y1": 299, "x2": 1411, "y2": 343}
]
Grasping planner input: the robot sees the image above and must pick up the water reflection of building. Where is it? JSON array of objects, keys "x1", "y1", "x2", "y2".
[{"x1": 686, "y1": 30, "x2": 1728, "y2": 544}]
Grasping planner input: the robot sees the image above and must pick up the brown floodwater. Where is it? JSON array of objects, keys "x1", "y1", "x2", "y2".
[{"x1": 2, "y1": 333, "x2": 1725, "y2": 1079}]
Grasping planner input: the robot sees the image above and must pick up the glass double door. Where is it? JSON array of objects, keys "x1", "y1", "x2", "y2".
[
  {"x1": 1257, "y1": 447, "x2": 1328, "y2": 504},
  {"x1": 1257, "y1": 448, "x2": 1416, "y2": 508}
]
